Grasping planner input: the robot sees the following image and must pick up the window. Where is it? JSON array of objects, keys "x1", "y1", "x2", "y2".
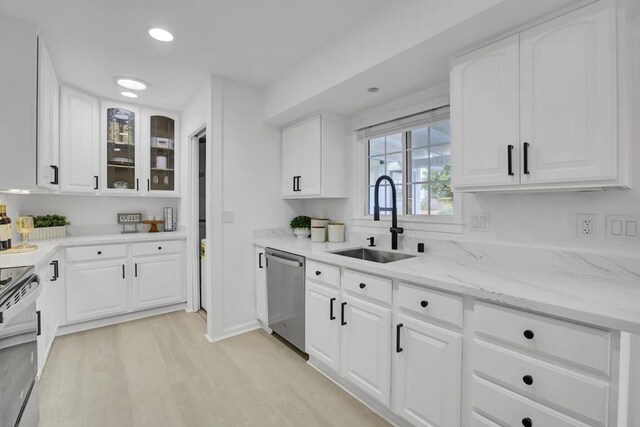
[{"x1": 365, "y1": 106, "x2": 452, "y2": 217}]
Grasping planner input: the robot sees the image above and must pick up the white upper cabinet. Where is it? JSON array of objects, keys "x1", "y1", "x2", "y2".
[
  {"x1": 519, "y1": 3, "x2": 617, "y2": 185},
  {"x1": 59, "y1": 85, "x2": 101, "y2": 193},
  {"x1": 0, "y1": 16, "x2": 37, "y2": 191},
  {"x1": 451, "y1": 35, "x2": 520, "y2": 188},
  {"x1": 451, "y1": 1, "x2": 625, "y2": 192},
  {"x1": 37, "y1": 38, "x2": 61, "y2": 191},
  {"x1": 281, "y1": 113, "x2": 347, "y2": 199}
]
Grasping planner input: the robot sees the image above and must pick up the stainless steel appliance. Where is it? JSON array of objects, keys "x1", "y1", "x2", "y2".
[
  {"x1": 0, "y1": 266, "x2": 41, "y2": 427},
  {"x1": 265, "y1": 248, "x2": 305, "y2": 352}
]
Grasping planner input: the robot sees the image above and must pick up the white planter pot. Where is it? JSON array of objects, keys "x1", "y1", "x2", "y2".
[
  {"x1": 30, "y1": 226, "x2": 67, "y2": 241},
  {"x1": 293, "y1": 228, "x2": 310, "y2": 239}
]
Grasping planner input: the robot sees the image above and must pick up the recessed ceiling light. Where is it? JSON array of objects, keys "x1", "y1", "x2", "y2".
[
  {"x1": 116, "y1": 78, "x2": 148, "y2": 91},
  {"x1": 121, "y1": 91, "x2": 138, "y2": 98},
  {"x1": 367, "y1": 87, "x2": 380, "y2": 93},
  {"x1": 149, "y1": 28, "x2": 174, "y2": 42}
]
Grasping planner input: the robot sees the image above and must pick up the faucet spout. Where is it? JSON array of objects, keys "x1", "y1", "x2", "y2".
[{"x1": 373, "y1": 175, "x2": 404, "y2": 250}]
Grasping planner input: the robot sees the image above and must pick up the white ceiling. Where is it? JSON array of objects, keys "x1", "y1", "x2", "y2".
[{"x1": 0, "y1": 0, "x2": 388, "y2": 110}]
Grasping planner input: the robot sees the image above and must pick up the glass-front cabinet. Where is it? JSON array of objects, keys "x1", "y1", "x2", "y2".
[
  {"x1": 143, "y1": 110, "x2": 179, "y2": 195},
  {"x1": 101, "y1": 102, "x2": 141, "y2": 193}
]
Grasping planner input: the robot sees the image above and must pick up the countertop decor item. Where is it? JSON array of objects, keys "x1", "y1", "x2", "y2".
[
  {"x1": 290, "y1": 216, "x2": 311, "y2": 239},
  {"x1": 117, "y1": 213, "x2": 142, "y2": 233},
  {"x1": 142, "y1": 219, "x2": 165, "y2": 233},
  {"x1": 311, "y1": 218, "x2": 330, "y2": 240},
  {"x1": 15, "y1": 216, "x2": 36, "y2": 249},
  {"x1": 31, "y1": 215, "x2": 69, "y2": 240},
  {"x1": 328, "y1": 223, "x2": 345, "y2": 243},
  {"x1": 311, "y1": 226, "x2": 326, "y2": 243},
  {"x1": 163, "y1": 207, "x2": 177, "y2": 232}
]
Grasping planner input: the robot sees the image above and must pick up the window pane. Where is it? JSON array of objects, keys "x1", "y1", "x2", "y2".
[
  {"x1": 387, "y1": 184, "x2": 404, "y2": 215},
  {"x1": 406, "y1": 183, "x2": 429, "y2": 215},
  {"x1": 369, "y1": 137, "x2": 385, "y2": 156},
  {"x1": 410, "y1": 127, "x2": 428, "y2": 148},
  {"x1": 429, "y1": 146, "x2": 451, "y2": 180},
  {"x1": 409, "y1": 148, "x2": 429, "y2": 183},
  {"x1": 430, "y1": 120, "x2": 450, "y2": 145},
  {"x1": 429, "y1": 180, "x2": 453, "y2": 216},
  {"x1": 386, "y1": 133, "x2": 403, "y2": 153},
  {"x1": 369, "y1": 156, "x2": 385, "y2": 183},
  {"x1": 386, "y1": 152, "x2": 403, "y2": 184}
]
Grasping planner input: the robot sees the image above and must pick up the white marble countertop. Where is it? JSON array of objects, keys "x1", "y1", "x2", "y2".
[
  {"x1": 253, "y1": 235, "x2": 640, "y2": 334},
  {"x1": 0, "y1": 231, "x2": 187, "y2": 270}
]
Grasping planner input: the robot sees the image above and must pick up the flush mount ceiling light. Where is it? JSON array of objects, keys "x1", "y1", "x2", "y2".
[
  {"x1": 148, "y1": 28, "x2": 174, "y2": 42},
  {"x1": 367, "y1": 87, "x2": 380, "y2": 93},
  {"x1": 116, "y1": 78, "x2": 148, "y2": 91},
  {"x1": 121, "y1": 91, "x2": 138, "y2": 98}
]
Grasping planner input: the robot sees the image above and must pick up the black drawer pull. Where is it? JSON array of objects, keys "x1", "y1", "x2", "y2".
[
  {"x1": 523, "y1": 375, "x2": 534, "y2": 385},
  {"x1": 341, "y1": 302, "x2": 347, "y2": 326},
  {"x1": 522, "y1": 418, "x2": 532, "y2": 427},
  {"x1": 329, "y1": 297, "x2": 336, "y2": 320},
  {"x1": 359, "y1": 283, "x2": 366, "y2": 289},
  {"x1": 135, "y1": 263, "x2": 138, "y2": 278},
  {"x1": 97, "y1": 251, "x2": 102, "y2": 255},
  {"x1": 524, "y1": 330, "x2": 535, "y2": 340},
  {"x1": 396, "y1": 323, "x2": 403, "y2": 353},
  {"x1": 122, "y1": 264, "x2": 125, "y2": 279},
  {"x1": 158, "y1": 246, "x2": 162, "y2": 250},
  {"x1": 315, "y1": 270, "x2": 321, "y2": 276},
  {"x1": 420, "y1": 300, "x2": 429, "y2": 308}
]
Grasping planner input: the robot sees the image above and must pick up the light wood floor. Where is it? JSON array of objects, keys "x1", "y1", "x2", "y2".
[{"x1": 39, "y1": 311, "x2": 388, "y2": 427}]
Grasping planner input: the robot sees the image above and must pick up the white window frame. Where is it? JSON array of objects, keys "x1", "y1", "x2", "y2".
[{"x1": 350, "y1": 91, "x2": 463, "y2": 234}]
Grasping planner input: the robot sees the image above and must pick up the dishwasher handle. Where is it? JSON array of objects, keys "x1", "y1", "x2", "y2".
[{"x1": 265, "y1": 253, "x2": 303, "y2": 268}]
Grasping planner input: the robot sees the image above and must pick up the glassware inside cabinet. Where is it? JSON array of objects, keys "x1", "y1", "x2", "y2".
[
  {"x1": 106, "y1": 108, "x2": 136, "y2": 190},
  {"x1": 149, "y1": 115, "x2": 175, "y2": 192}
]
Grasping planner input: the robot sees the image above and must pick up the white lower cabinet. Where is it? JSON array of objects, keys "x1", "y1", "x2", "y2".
[
  {"x1": 340, "y1": 294, "x2": 391, "y2": 406},
  {"x1": 305, "y1": 281, "x2": 340, "y2": 372},
  {"x1": 255, "y1": 247, "x2": 267, "y2": 326},
  {"x1": 66, "y1": 259, "x2": 129, "y2": 323},
  {"x1": 36, "y1": 251, "x2": 62, "y2": 375},
  {"x1": 393, "y1": 313, "x2": 462, "y2": 427},
  {"x1": 132, "y1": 254, "x2": 183, "y2": 310}
]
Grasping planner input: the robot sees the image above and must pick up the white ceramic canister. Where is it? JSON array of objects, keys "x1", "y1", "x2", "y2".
[
  {"x1": 156, "y1": 156, "x2": 168, "y2": 170},
  {"x1": 311, "y1": 226, "x2": 327, "y2": 243},
  {"x1": 328, "y1": 223, "x2": 345, "y2": 243},
  {"x1": 311, "y1": 218, "x2": 330, "y2": 240}
]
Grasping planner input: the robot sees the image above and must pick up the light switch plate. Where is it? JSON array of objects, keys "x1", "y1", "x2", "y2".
[
  {"x1": 470, "y1": 213, "x2": 490, "y2": 232},
  {"x1": 606, "y1": 215, "x2": 640, "y2": 241},
  {"x1": 223, "y1": 210, "x2": 234, "y2": 223}
]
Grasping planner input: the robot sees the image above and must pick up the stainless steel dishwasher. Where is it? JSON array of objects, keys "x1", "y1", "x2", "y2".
[{"x1": 265, "y1": 248, "x2": 305, "y2": 352}]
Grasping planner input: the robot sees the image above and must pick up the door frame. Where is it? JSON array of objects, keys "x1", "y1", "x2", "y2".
[{"x1": 188, "y1": 126, "x2": 206, "y2": 314}]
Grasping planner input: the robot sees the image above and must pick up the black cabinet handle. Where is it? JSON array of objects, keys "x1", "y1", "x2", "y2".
[
  {"x1": 297, "y1": 176, "x2": 301, "y2": 191},
  {"x1": 36, "y1": 311, "x2": 41, "y2": 336},
  {"x1": 135, "y1": 263, "x2": 138, "y2": 278},
  {"x1": 136, "y1": 178, "x2": 140, "y2": 191},
  {"x1": 420, "y1": 300, "x2": 429, "y2": 308},
  {"x1": 524, "y1": 329, "x2": 535, "y2": 340},
  {"x1": 50, "y1": 165, "x2": 59, "y2": 185},
  {"x1": 293, "y1": 176, "x2": 301, "y2": 192},
  {"x1": 522, "y1": 418, "x2": 532, "y2": 427},
  {"x1": 523, "y1": 142, "x2": 530, "y2": 175},
  {"x1": 523, "y1": 375, "x2": 534, "y2": 385},
  {"x1": 97, "y1": 251, "x2": 102, "y2": 255},
  {"x1": 315, "y1": 270, "x2": 321, "y2": 276},
  {"x1": 258, "y1": 253, "x2": 264, "y2": 269},
  {"x1": 50, "y1": 260, "x2": 59, "y2": 281},
  {"x1": 341, "y1": 302, "x2": 347, "y2": 326},
  {"x1": 292, "y1": 176, "x2": 296, "y2": 192},
  {"x1": 396, "y1": 323, "x2": 404, "y2": 353},
  {"x1": 94, "y1": 175, "x2": 99, "y2": 190},
  {"x1": 147, "y1": 179, "x2": 150, "y2": 191},
  {"x1": 122, "y1": 265, "x2": 125, "y2": 279},
  {"x1": 158, "y1": 246, "x2": 162, "y2": 250},
  {"x1": 507, "y1": 145, "x2": 514, "y2": 176},
  {"x1": 330, "y1": 297, "x2": 336, "y2": 320},
  {"x1": 359, "y1": 283, "x2": 366, "y2": 289}
]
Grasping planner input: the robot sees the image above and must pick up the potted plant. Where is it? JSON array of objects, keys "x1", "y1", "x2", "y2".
[
  {"x1": 31, "y1": 214, "x2": 69, "y2": 240},
  {"x1": 290, "y1": 215, "x2": 311, "y2": 239}
]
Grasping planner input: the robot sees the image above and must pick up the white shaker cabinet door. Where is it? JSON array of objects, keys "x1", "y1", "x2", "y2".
[
  {"x1": 281, "y1": 115, "x2": 322, "y2": 197},
  {"x1": 65, "y1": 260, "x2": 128, "y2": 323},
  {"x1": 37, "y1": 39, "x2": 60, "y2": 191},
  {"x1": 305, "y1": 281, "x2": 340, "y2": 372},
  {"x1": 132, "y1": 254, "x2": 184, "y2": 310},
  {"x1": 519, "y1": 2, "x2": 617, "y2": 185},
  {"x1": 255, "y1": 247, "x2": 267, "y2": 325},
  {"x1": 59, "y1": 85, "x2": 100, "y2": 193},
  {"x1": 392, "y1": 314, "x2": 462, "y2": 427},
  {"x1": 451, "y1": 34, "x2": 520, "y2": 189},
  {"x1": 340, "y1": 295, "x2": 391, "y2": 406}
]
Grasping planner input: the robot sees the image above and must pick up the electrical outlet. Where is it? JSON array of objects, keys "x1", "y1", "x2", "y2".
[
  {"x1": 223, "y1": 210, "x2": 234, "y2": 223},
  {"x1": 576, "y1": 214, "x2": 597, "y2": 238}
]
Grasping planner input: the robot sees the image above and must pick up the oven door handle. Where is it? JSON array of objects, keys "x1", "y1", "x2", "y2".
[{"x1": 265, "y1": 254, "x2": 303, "y2": 268}]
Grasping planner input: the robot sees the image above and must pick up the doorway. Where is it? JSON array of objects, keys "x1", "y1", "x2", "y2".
[{"x1": 197, "y1": 132, "x2": 208, "y2": 318}]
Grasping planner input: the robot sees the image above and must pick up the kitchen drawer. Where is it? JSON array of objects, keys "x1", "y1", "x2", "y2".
[
  {"x1": 306, "y1": 260, "x2": 340, "y2": 288},
  {"x1": 473, "y1": 376, "x2": 590, "y2": 427},
  {"x1": 66, "y1": 244, "x2": 127, "y2": 262},
  {"x1": 474, "y1": 302, "x2": 611, "y2": 374},
  {"x1": 474, "y1": 339, "x2": 609, "y2": 424},
  {"x1": 343, "y1": 269, "x2": 391, "y2": 305},
  {"x1": 132, "y1": 240, "x2": 182, "y2": 257},
  {"x1": 397, "y1": 282, "x2": 463, "y2": 327}
]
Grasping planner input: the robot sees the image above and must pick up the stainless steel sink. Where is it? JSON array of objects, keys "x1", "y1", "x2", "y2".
[{"x1": 331, "y1": 248, "x2": 416, "y2": 264}]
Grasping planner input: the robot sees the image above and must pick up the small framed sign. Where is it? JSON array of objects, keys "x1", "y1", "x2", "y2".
[{"x1": 117, "y1": 213, "x2": 142, "y2": 233}]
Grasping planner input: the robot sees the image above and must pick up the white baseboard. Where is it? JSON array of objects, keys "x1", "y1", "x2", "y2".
[
  {"x1": 56, "y1": 303, "x2": 186, "y2": 336},
  {"x1": 208, "y1": 320, "x2": 261, "y2": 343},
  {"x1": 308, "y1": 357, "x2": 410, "y2": 427}
]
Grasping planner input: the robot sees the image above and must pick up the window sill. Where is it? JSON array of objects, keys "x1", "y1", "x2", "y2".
[{"x1": 352, "y1": 216, "x2": 463, "y2": 234}]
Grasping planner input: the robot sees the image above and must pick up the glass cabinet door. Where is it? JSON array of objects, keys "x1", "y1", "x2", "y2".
[
  {"x1": 106, "y1": 108, "x2": 136, "y2": 190},
  {"x1": 149, "y1": 115, "x2": 175, "y2": 192}
]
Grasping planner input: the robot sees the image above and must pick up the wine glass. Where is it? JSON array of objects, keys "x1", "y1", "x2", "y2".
[{"x1": 15, "y1": 216, "x2": 34, "y2": 248}]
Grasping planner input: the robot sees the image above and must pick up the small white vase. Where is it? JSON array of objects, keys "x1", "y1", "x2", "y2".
[{"x1": 293, "y1": 228, "x2": 310, "y2": 239}]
